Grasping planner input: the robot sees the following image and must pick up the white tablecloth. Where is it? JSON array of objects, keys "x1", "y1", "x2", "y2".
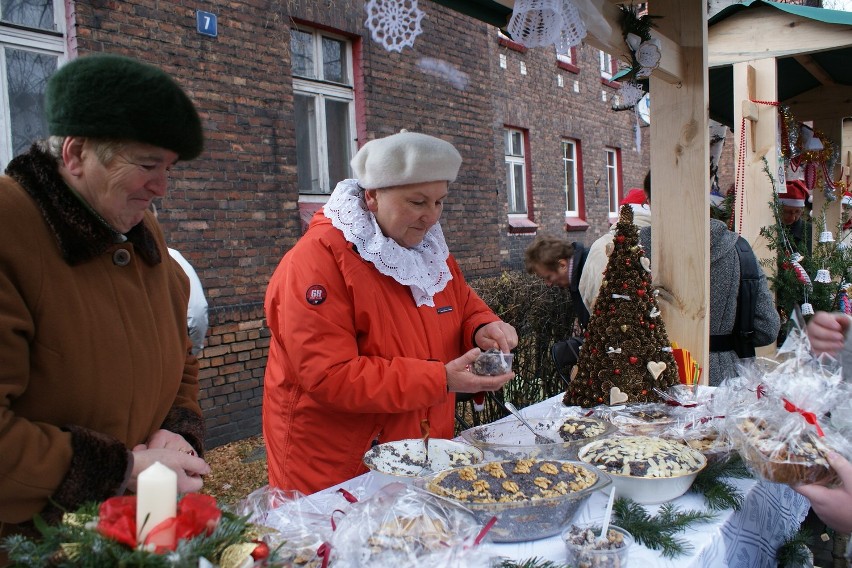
[{"x1": 321, "y1": 394, "x2": 811, "y2": 567}]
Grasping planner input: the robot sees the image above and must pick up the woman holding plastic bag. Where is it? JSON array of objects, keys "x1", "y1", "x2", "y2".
[{"x1": 795, "y1": 311, "x2": 852, "y2": 559}]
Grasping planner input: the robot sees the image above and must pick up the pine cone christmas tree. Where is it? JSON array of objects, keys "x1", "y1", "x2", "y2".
[{"x1": 563, "y1": 204, "x2": 679, "y2": 407}]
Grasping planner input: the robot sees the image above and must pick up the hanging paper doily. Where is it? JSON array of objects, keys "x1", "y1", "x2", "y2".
[
  {"x1": 555, "y1": 0, "x2": 587, "y2": 54},
  {"x1": 507, "y1": 0, "x2": 564, "y2": 48},
  {"x1": 365, "y1": 0, "x2": 425, "y2": 53}
]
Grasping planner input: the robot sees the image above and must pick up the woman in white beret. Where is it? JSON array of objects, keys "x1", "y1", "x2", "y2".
[{"x1": 263, "y1": 131, "x2": 518, "y2": 494}]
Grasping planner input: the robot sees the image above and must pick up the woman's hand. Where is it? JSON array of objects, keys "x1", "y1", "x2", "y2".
[
  {"x1": 474, "y1": 321, "x2": 519, "y2": 353},
  {"x1": 445, "y1": 348, "x2": 515, "y2": 393},
  {"x1": 128, "y1": 448, "x2": 211, "y2": 494},
  {"x1": 806, "y1": 311, "x2": 850, "y2": 357},
  {"x1": 142, "y1": 429, "x2": 198, "y2": 456},
  {"x1": 795, "y1": 452, "x2": 852, "y2": 534}
]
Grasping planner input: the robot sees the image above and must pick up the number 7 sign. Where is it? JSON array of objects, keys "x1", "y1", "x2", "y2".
[{"x1": 196, "y1": 10, "x2": 217, "y2": 37}]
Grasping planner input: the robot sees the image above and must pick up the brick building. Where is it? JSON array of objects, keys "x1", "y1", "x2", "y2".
[{"x1": 0, "y1": 0, "x2": 648, "y2": 447}]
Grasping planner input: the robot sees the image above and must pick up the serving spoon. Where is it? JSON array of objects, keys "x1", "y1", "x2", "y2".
[{"x1": 503, "y1": 401, "x2": 554, "y2": 445}]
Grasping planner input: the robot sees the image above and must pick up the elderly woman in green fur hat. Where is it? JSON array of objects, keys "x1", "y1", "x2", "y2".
[{"x1": 0, "y1": 54, "x2": 209, "y2": 549}]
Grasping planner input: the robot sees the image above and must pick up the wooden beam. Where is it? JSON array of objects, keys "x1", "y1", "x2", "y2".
[
  {"x1": 733, "y1": 59, "x2": 778, "y2": 285},
  {"x1": 709, "y1": 5, "x2": 852, "y2": 67},
  {"x1": 784, "y1": 84, "x2": 852, "y2": 122},
  {"x1": 648, "y1": 0, "x2": 710, "y2": 383},
  {"x1": 794, "y1": 54, "x2": 836, "y2": 87}
]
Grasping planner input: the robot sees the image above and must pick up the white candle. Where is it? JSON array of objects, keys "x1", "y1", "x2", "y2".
[{"x1": 136, "y1": 461, "x2": 177, "y2": 548}]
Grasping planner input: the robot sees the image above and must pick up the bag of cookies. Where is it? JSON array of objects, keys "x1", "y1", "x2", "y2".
[
  {"x1": 719, "y1": 322, "x2": 852, "y2": 486},
  {"x1": 330, "y1": 482, "x2": 496, "y2": 567}
]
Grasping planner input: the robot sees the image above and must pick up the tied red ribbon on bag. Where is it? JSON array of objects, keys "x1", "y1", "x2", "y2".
[{"x1": 782, "y1": 398, "x2": 825, "y2": 437}]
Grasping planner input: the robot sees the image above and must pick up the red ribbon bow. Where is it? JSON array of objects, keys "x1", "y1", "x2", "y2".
[{"x1": 782, "y1": 398, "x2": 825, "y2": 437}]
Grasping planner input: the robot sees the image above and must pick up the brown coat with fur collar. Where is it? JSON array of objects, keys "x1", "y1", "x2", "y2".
[{"x1": 0, "y1": 144, "x2": 204, "y2": 546}]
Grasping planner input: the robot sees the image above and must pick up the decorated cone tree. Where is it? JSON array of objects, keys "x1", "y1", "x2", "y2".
[{"x1": 563, "y1": 204, "x2": 679, "y2": 408}]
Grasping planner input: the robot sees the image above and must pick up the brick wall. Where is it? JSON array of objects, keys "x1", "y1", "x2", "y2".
[{"x1": 69, "y1": 0, "x2": 649, "y2": 448}]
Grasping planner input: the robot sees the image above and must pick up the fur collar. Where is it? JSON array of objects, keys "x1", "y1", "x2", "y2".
[{"x1": 5, "y1": 143, "x2": 161, "y2": 266}]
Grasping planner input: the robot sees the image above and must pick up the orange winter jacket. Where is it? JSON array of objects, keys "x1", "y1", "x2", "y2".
[{"x1": 262, "y1": 212, "x2": 499, "y2": 494}]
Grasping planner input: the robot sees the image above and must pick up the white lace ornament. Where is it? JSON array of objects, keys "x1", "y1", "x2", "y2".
[
  {"x1": 364, "y1": 0, "x2": 425, "y2": 53},
  {"x1": 324, "y1": 179, "x2": 453, "y2": 307}
]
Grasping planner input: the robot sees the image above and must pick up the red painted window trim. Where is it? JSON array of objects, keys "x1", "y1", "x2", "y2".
[{"x1": 498, "y1": 36, "x2": 527, "y2": 53}]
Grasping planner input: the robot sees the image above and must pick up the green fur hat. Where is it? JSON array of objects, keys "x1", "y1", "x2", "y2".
[{"x1": 45, "y1": 54, "x2": 203, "y2": 161}]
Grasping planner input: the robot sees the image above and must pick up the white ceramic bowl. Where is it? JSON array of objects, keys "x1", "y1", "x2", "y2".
[
  {"x1": 362, "y1": 438, "x2": 484, "y2": 486},
  {"x1": 577, "y1": 436, "x2": 706, "y2": 505}
]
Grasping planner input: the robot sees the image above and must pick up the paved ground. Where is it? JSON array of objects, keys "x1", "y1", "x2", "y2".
[{"x1": 804, "y1": 507, "x2": 849, "y2": 567}]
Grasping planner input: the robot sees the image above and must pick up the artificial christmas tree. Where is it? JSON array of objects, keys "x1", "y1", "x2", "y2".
[{"x1": 563, "y1": 204, "x2": 679, "y2": 408}]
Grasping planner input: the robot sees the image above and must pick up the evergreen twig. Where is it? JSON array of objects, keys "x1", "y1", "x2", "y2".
[
  {"x1": 494, "y1": 558, "x2": 570, "y2": 568},
  {"x1": 613, "y1": 498, "x2": 716, "y2": 558},
  {"x1": 689, "y1": 453, "x2": 752, "y2": 510}
]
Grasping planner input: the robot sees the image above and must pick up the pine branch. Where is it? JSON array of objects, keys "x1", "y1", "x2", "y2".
[
  {"x1": 689, "y1": 454, "x2": 752, "y2": 510},
  {"x1": 776, "y1": 527, "x2": 813, "y2": 567},
  {"x1": 613, "y1": 497, "x2": 716, "y2": 559}
]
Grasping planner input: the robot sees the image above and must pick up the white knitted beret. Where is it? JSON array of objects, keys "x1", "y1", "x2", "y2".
[{"x1": 351, "y1": 130, "x2": 462, "y2": 189}]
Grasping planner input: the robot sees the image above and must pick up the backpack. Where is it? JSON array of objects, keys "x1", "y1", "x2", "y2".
[
  {"x1": 710, "y1": 236, "x2": 760, "y2": 357},
  {"x1": 731, "y1": 236, "x2": 760, "y2": 358}
]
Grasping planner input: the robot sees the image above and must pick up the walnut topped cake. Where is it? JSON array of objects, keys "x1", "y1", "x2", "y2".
[{"x1": 427, "y1": 459, "x2": 598, "y2": 503}]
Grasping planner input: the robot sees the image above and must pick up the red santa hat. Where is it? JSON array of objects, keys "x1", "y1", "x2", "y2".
[
  {"x1": 842, "y1": 191, "x2": 852, "y2": 207},
  {"x1": 780, "y1": 179, "x2": 808, "y2": 208},
  {"x1": 622, "y1": 188, "x2": 647, "y2": 205}
]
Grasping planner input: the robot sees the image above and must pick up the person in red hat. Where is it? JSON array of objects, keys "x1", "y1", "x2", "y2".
[{"x1": 780, "y1": 179, "x2": 810, "y2": 253}]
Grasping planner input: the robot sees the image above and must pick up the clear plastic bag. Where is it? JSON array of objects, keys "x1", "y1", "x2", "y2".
[
  {"x1": 234, "y1": 484, "x2": 364, "y2": 567},
  {"x1": 717, "y1": 321, "x2": 852, "y2": 486},
  {"x1": 330, "y1": 482, "x2": 495, "y2": 568}
]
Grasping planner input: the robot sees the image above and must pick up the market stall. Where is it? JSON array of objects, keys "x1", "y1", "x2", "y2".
[{"x1": 328, "y1": 392, "x2": 810, "y2": 567}]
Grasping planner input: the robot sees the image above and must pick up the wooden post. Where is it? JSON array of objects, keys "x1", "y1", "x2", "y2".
[
  {"x1": 732, "y1": 59, "x2": 778, "y2": 271},
  {"x1": 648, "y1": 0, "x2": 710, "y2": 383}
]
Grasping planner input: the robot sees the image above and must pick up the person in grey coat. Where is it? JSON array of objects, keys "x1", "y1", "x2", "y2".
[{"x1": 640, "y1": 218, "x2": 780, "y2": 386}]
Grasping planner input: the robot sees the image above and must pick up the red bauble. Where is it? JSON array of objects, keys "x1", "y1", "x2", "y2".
[
  {"x1": 636, "y1": 289, "x2": 645, "y2": 296},
  {"x1": 614, "y1": 369, "x2": 621, "y2": 375},
  {"x1": 251, "y1": 541, "x2": 270, "y2": 561},
  {"x1": 629, "y1": 356, "x2": 638, "y2": 364}
]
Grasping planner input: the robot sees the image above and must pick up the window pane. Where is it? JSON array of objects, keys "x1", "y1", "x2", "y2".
[
  {"x1": 1, "y1": 0, "x2": 54, "y2": 31},
  {"x1": 325, "y1": 98, "x2": 351, "y2": 191},
  {"x1": 512, "y1": 163, "x2": 526, "y2": 213},
  {"x1": 5, "y1": 47, "x2": 54, "y2": 157},
  {"x1": 322, "y1": 37, "x2": 346, "y2": 84},
  {"x1": 511, "y1": 131, "x2": 523, "y2": 156},
  {"x1": 294, "y1": 94, "x2": 319, "y2": 193},
  {"x1": 563, "y1": 142, "x2": 576, "y2": 212},
  {"x1": 291, "y1": 29, "x2": 315, "y2": 79}
]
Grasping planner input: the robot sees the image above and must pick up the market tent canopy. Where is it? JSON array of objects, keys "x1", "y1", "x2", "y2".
[{"x1": 708, "y1": 0, "x2": 852, "y2": 127}]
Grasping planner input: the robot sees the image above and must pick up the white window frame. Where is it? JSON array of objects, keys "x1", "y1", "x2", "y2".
[
  {"x1": 562, "y1": 139, "x2": 580, "y2": 217},
  {"x1": 599, "y1": 49, "x2": 614, "y2": 81},
  {"x1": 605, "y1": 147, "x2": 621, "y2": 215},
  {"x1": 0, "y1": 0, "x2": 66, "y2": 168},
  {"x1": 556, "y1": 47, "x2": 574, "y2": 66},
  {"x1": 505, "y1": 128, "x2": 527, "y2": 215},
  {"x1": 291, "y1": 26, "x2": 356, "y2": 195}
]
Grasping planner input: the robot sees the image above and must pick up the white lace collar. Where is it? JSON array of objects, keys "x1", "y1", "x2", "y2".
[{"x1": 323, "y1": 179, "x2": 453, "y2": 307}]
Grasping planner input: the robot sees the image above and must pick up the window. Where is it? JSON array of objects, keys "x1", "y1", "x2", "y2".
[
  {"x1": 604, "y1": 147, "x2": 621, "y2": 215},
  {"x1": 0, "y1": 0, "x2": 66, "y2": 168},
  {"x1": 556, "y1": 46, "x2": 578, "y2": 73},
  {"x1": 291, "y1": 27, "x2": 356, "y2": 195},
  {"x1": 599, "y1": 49, "x2": 615, "y2": 81},
  {"x1": 562, "y1": 140, "x2": 580, "y2": 217},
  {"x1": 504, "y1": 128, "x2": 527, "y2": 214}
]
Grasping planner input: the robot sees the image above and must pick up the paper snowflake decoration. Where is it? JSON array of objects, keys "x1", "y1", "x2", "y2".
[{"x1": 365, "y1": 0, "x2": 425, "y2": 53}]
